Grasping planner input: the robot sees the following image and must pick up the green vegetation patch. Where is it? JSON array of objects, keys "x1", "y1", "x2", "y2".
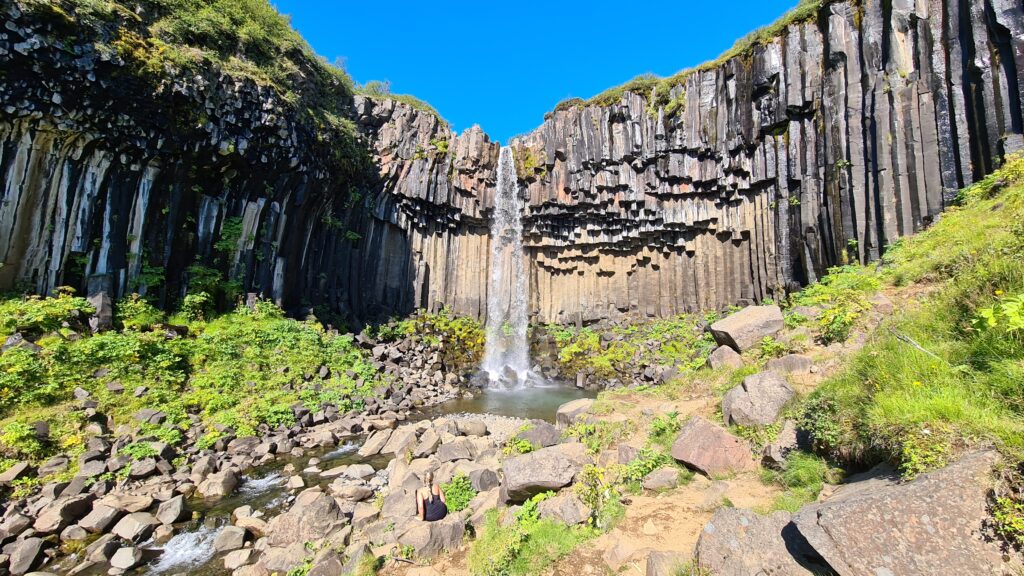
[
  {"x1": 0, "y1": 293, "x2": 381, "y2": 462},
  {"x1": 468, "y1": 493, "x2": 598, "y2": 576},
  {"x1": 545, "y1": 313, "x2": 716, "y2": 382},
  {"x1": 367, "y1": 307, "x2": 484, "y2": 373},
  {"x1": 801, "y1": 153, "x2": 1024, "y2": 479}
]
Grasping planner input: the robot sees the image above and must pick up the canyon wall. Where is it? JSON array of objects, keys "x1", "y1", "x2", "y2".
[
  {"x1": 514, "y1": 0, "x2": 1024, "y2": 323},
  {"x1": 0, "y1": 0, "x2": 1022, "y2": 325}
]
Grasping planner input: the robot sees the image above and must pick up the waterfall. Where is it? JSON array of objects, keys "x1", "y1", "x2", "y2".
[{"x1": 480, "y1": 146, "x2": 534, "y2": 388}]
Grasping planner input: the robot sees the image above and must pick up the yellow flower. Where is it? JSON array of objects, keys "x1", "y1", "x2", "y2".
[
  {"x1": 912, "y1": 380, "x2": 923, "y2": 387},
  {"x1": 995, "y1": 290, "x2": 1004, "y2": 296}
]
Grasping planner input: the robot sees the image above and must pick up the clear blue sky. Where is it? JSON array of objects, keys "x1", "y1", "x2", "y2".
[{"x1": 275, "y1": 0, "x2": 800, "y2": 143}]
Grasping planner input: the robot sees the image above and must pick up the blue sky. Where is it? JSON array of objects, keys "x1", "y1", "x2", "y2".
[{"x1": 275, "y1": 0, "x2": 800, "y2": 143}]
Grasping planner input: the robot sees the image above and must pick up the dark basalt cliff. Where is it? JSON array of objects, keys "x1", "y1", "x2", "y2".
[{"x1": 1, "y1": 0, "x2": 1022, "y2": 324}]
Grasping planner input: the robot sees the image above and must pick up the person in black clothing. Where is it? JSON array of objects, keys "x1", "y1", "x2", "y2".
[{"x1": 416, "y1": 471, "x2": 448, "y2": 522}]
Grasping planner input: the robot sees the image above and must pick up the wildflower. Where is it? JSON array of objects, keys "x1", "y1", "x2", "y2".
[
  {"x1": 912, "y1": 380, "x2": 923, "y2": 387},
  {"x1": 995, "y1": 290, "x2": 1005, "y2": 296}
]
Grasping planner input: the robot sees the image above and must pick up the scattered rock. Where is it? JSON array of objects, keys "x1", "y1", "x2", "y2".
[
  {"x1": 213, "y1": 525, "x2": 247, "y2": 552},
  {"x1": 709, "y1": 306, "x2": 784, "y2": 352},
  {"x1": 766, "y1": 354, "x2": 814, "y2": 375},
  {"x1": 641, "y1": 467, "x2": 680, "y2": 491},
  {"x1": 708, "y1": 346, "x2": 744, "y2": 370},
  {"x1": 721, "y1": 372, "x2": 794, "y2": 426},
  {"x1": 502, "y1": 443, "x2": 589, "y2": 502},
  {"x1": 695, "y1": 508, "x2": 821, "y2": 575},
  {"x1": 555, "y1": 398, "x2": 594, "y2": 428},
  {"x1": 671, "y1": 416, "x2": 756, "y2": 477},
  {"x1": 110, "y1": 546, "x2": 144, "y2": 570},
  {"x1": 536, "y1": 494, "x2": 592, "y2": 525},
  {"x1": 111, "y1": 512, "x2": 160, "y2": 542}
]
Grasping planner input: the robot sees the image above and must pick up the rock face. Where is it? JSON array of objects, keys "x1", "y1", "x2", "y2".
[
  {"x1": 792, "y1": 450, "x2": 1007, "y2": 576},
  {"x1": 2, "y1": 1, "x2": 1022, "y2": 324},
  {"x1": 670, "y1": 417, "x2": 756, "y2": 476},
  {"x1": 721, "y1": 372, "x2": 795, "y2": 426}
]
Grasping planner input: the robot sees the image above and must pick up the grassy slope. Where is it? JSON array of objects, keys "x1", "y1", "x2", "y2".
[{"x1": 803, "y1": 155, "x2": 1024, "y2": 477}]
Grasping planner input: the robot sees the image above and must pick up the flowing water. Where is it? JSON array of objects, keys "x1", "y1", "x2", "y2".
[{"x1": 481, "y1": 146, "x2": 537, "y2": 388}]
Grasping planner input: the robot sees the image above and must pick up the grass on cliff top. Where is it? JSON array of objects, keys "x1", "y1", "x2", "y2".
[
  {"x1": 23, "y1": 0, "x2": 445, "y2": 123},
  {"x1": 553, "y1": 0, "x2": 828, "y2": 113},
  {"x1": 801, "y1": 153, "x2": 1024, "y2": 479},
  {"x1": 0, "y1": 292, "x2": 380, "y2": 471}
]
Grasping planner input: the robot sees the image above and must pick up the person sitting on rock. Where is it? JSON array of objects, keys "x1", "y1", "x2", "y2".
[{"x1": 416, "y1": 471, "x2": 448, "y2": 522}]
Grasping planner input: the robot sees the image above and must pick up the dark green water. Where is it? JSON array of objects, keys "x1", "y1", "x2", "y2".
[{"x1": 420, "y1": 383, "x2": 595, "y2": 422}]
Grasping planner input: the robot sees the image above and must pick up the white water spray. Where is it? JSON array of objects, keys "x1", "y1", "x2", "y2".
[{"x1": 480, "y1": 147, "x2": 535, "y2": 388}]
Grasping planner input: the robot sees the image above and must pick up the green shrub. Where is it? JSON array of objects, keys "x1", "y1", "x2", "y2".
[
  {"x1": 0, "y1": 422, "x2": 46, "y2": 458},
  {"x1": 563, "y1": 421, "x2": 634, "y2": 455},
  {"x1": 547, "y1": 314, "x2": 715, "y2": 382},
  {"x1": 760, "y1": 451, "x2": 840, "y2": 513},
  {"x1": 120, "y1": 442, "x2": 159, "y2": 460},
  {"x1": 503, "y1": 436, "x2": 536, "y2": 456},
  {"x1": 757, "y1": 336, "x2": 788, "y2": 359},
  {"x1": 468, "y1": 493, "x2": 598, "y2": 576},
  {"x1": 992, "y1": 497, "x2": 1024, "y2": 547},
  {"x1": 441, "y1": 473, "x2": 476, "y2": 513},
  {"x1": 648, "y1": 411, "x2": 681, "y2": 449},
  {"x1": 792, "y1": 265, "x2": 881, "y2": 343},
  {"x1": 116, "y1": 294, "x2": 165, "y2": 331},
  {"x1": 0, "y1": 289, "x2": 93, "y2": 336}
]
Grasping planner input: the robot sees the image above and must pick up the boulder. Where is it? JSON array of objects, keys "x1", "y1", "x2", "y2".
[
  {"x1": 78, "y1": 504, "x2": 121, "y2": 533},
  {"x1": 762, "y1": 420, "x2": 801, "y2": 468},
  {"x1": 224, "y1": 548, "x2": 253, "y2": 570},
  {"x1": 307, "y1": 550, "x2": 344, "y2": 576},
  {"x1": 0, "y1": 462, "x2": 31, "y2": 485},
  {"x1": 516, "y1": 421, "x2": 561, "y2": 448},
  {"x1": 395, "y1": 516, "x2": 465, "y2": 557},
  {"x1": 235, "y1": 516, "x2": 269, "y2": 538},
  {"x1": 111, "y1": 512, "x2": 160, "y2": 542},
  {"x1": 266, "y1": 491, "x2": 346, "y2": 547},
  {"x1": 766, "y1": 354, "x2": 813, "y2": 375},
  {"x1": 213, "y1": 525, "x2": 247, "y2": 552},
  {"x1": 156, "y1": 495, "x2": 188, "y2": 524},
  {"x1": 381, "y1": 426, "x2": 418, "y2": 456},
  {"x1": 670, "y1": 417, "x2": 756, "y2": 477},
  {"x1": 456, "y1": 420, "x2": 487, "y2": 437},
  {"x1": 709, "y1": 306, "x2": 784, "y2": 352},
  {"x1": 502, "y1": 443, "x2": 588, "y2": 502},
  {"x1": 641, "y1": 467, "x2": 680, "y2": 491},
  {"x1": 98, "y1": 493, "x2": 153, "y2": 513},
  {"x1": 695, "y1": 508, "x2": 822, "y2": 576},
  {"x1": 708, "y1": 346, "x2": 744, "y2": 370},
  {"x1": 536, "y1": 494, "x2": 591, "y2": 526},
  {"x1": 555, "y1": 398, "x2": 594, "y2": 428},
  {"x1": 197, "y1": 470, "x2": 238, "y2": 498},
  {"x1": 358, "y1": 429, "x2": 392, "y2": 457},
  {"x1": 32, "y1": 494, "x2": 94, "y2": 533},
  {"x1": 345, "y1": 464, "x2": 375, "y2": 480},
  {"x1": 110, "y1": 546, "x2": 144, "y2": 570},
  {"x1": 437, "y1": 437, "x2": 474, "y2": 463},
  {"x1": 8, "y1": 537, "x2": 45, "y2": 575},
  {"x1": 792, "y1": 451, "x2": 1008, "y2": 576},
  {"x1": 412, "y1": 428, "x2": 441, "y2": 458},
  {"x1": 721, "y1": 372, "x2": 794, "y2": 427}
]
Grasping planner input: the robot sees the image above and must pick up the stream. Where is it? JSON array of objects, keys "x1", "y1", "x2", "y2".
[{"x1": 67, "y1": 382, "x2": 594, "y2": 576}]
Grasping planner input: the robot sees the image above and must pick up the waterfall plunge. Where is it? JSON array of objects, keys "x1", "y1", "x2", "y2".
[{"x1": 480, "y1": 146, "x2": 537, "y2": 388}]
